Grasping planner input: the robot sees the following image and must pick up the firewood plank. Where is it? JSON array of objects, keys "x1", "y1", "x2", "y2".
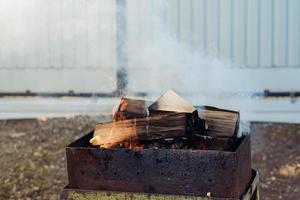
[
  {"x1": 149, "y1": 90, "x2": 196, "y2": 113},
  {"x1": 114, "y1": 97, "x2": 150, "y2": 120},
  {"x1": 197, "y1": 106, "x2": 239, "y2": 138},
  {"x1": 91, "y1": 113, "x2": 186, "y2": 148}
]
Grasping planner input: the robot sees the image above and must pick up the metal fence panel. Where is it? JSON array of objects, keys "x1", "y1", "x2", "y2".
[
  {"x1": 0, "y1": 0, "x2": 299, "y2": 93},
  {"x1": 1, "y1": 0, "x2": 300, "y2": 70}
]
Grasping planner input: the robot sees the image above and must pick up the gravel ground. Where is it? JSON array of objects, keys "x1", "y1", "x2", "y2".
[
  {"x1": 0, "y1": 116, "x2": 299, "y2": 200},
  {"x1": 251, "y1": 122, "x2": 300, "y2": 200}
]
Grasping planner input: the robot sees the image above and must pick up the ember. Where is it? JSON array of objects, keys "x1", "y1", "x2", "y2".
[{"x1": 90, "y1": 90, "x2": 240, "y2": 151}]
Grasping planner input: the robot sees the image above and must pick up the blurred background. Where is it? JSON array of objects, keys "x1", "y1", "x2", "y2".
[{"x1": 0, "y1": 0, "x2": 299, "y2": 199}]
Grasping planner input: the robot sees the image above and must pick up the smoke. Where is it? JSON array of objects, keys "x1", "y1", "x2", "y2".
[
  {"x1": 122, "y1": 1, "x2": 256, "y2": 127},
  {"x1": 124, "y1": 1, "x2": 240, "y2": 98},
  {"x1": 0, "y1": 0, "x2": 249, "y2": 95},
  {"x1": 127, "y1": 30, "x2": 234, "y2": 96}
]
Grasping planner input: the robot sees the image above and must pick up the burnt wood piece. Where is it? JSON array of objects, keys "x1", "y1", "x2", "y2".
[
  {"x1": 138, "y1": 135, "x2": 241, "y2": 151},
  {"x1": 148, "y1": 110, "x2": 207, "y2": 141},
  {"x1": 114, "y1": 97, "x2": 150, "y2": 120},
  {"x1": 91, "y1": 113, "x2": 187, "y2": 148},
  {"x1": 66, "y1": 133, "x2": 252, "y2": 199},
  {"x1": 197, "y1": 106, "x2": 240, "y2": 138}
]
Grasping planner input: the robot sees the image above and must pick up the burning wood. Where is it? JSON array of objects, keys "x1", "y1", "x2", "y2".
[
  {"x1": 90, "y1": 90, "x2": 240, "y2": 150},
  {"x1": 114, "y1": 97, "x2": 150, "y2": 121},
  {"x1": 90, "y1": 113, "x2": 187, "y2": 148},
  {"x1": 66, "y1": 91, "x2": 250, "y2": 200}
]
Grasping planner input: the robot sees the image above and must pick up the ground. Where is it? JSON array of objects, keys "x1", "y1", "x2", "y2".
[
  {"x1": 0, "y1": 116, "x2": 299, "y2": 200},
  {"x1": 251, "y1": 122, "x2": 300, "y2": 200}
]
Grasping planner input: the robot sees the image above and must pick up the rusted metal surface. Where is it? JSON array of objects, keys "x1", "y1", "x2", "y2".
[
  {"x1": 61, "y1": 170, "x2": 258, "y2": 200},
  {"x1": 66, "y1": 132, "x2": 251, "y2": 198}
]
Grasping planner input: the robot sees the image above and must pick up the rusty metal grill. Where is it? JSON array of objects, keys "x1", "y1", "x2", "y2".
[{"x1": 65, "y1": 131, "x2": 252, "y2": 199}]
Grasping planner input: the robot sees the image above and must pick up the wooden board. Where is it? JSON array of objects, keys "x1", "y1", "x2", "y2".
[
  {"x1": 197, "y1": 106, "x2": 240, "y2": 138},
  {"x1": 91, "y1": 113, "x2": 187, "y2": 148},
  {"x1": 114, "y1": 97, "x2": 150, "y2": 120},
  {"x1": 149, "y1": 90, "x2": 196, "y2": 113}
]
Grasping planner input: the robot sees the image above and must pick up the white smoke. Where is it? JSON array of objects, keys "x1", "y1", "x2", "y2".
[
  {"x1": 0, "y1": 0, "x2": 255, "y2": 110},
  {"x1": 124, "y1": 1, "x2": 240, "y2": 99}
]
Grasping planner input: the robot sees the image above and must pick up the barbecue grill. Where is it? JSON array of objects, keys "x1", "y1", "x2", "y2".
[
  {"x1": 60, "y1": 131, "x2": 258, "y2": 200},
  {"x1": 61, "y1": 170, "x2": 258, "y2": 200}
]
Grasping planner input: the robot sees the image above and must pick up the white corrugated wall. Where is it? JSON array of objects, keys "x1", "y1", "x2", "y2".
[
  {"x1": 127, "y1": 0, "x2": 300, "y2": 68},
  {"x1": 0, "y1": 0, "x2": 299, "y2": 93}
]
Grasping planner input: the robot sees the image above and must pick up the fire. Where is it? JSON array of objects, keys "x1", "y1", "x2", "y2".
[
  {"x1": 122, "y1": 140, "x2": 145, "y2": 149},
  {"x1": 97, "y1": 97, "x2": 145, "y2": 149},
  {"x1": 90, "y1": 109, "x2": 145, "y2": 149},
  {"x1": 111, "y1": 117, "x2": 145, "y2": 149}
]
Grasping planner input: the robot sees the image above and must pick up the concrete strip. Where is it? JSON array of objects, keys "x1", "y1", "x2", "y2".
[{"x1": 0, "y1": 97, "x2": 299, "y2": 123}]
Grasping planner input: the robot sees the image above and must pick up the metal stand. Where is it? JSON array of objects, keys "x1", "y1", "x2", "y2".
[{"x1": 60, "y1": 169, "x2": 259, "y2": 200}]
